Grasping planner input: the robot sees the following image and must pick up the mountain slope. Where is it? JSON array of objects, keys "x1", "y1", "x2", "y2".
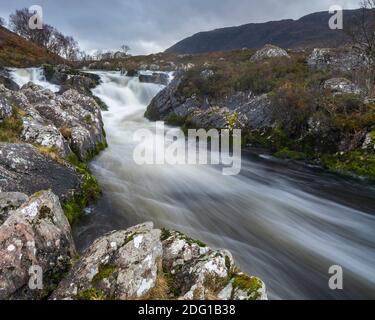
[
  {"x1": 0, "y1": 26, "x2": 64, "y2": 67},
  {"x1": 166, "y1": 10, "x2": 359, "y2": 54}
]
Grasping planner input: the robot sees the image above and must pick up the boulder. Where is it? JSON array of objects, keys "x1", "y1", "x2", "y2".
[
  {"x1": 161, "y1": 229, "x2": 267, "y2": 300},
  {"x1": 2, "y1": 84, "x2": 106, "y2": 161},
  {"x1": 0, "y1": 192, "x2": 28, "y2": 225},
  {"x1": 139, "y1": 72, "x2": 169, "y2": 86},
  {"x1": 52, "y1": 223, "x2": 267, "y2": 300},
  {"x1": 51, "y1": 222, "x2": 162, "y2": 300},
  {"x1": 0, "y1": 143, "x2": 81, "y2": 201},
  {"x1": 0, "y1": 94, "x2": 13, "y2": 122},
  {"x1": 250, "y1": 44, "x2": 290, "y2": 62},
  {"x1": 307, "y1": 47, "x2": 368, "y2": 72},
  {"x1": 0, "y1": 68, "x2": 20, "y2": 91},
  {"x1": 362, "y1": 131, "x2": 375, "y2": 151},
  {"x1": 322, "y1": 78, "x2": 361, "y2": 96},
  {"x1": 0, "y1": 190, "x2": 76, "y2": 299}
]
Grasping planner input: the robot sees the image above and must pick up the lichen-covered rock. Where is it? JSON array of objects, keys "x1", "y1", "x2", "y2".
[
  {"x1": 0, "y1": 95, "x2": 12, "y2": 122},
  {"x1": 51, "y1": 224, "x2": 267, "y2": 300},
  {"x1": 250, "y1": 44, "x2": 290, "y2": 62},
  {"x1": 21, "y1": 116, "x2": 72, "y2": 158},
  {"x1": 362, "y1": 131, "x2": 375, "y2": 151},
  {"x1": 307, "y1": 47, "x2": 368, "y2": 72},
  {"x1": 0, "y1": 143, "x2": 81, "y2": 201},
  {"x1": 0, "y1": 190, "x2": 76, "y2": 299},
  {"x1": 0, "y1": 192, "x2": 28, "y2": 225},
  {"x1": 218, "y1": 274, "x2": 267, "y2": 300},
  {"x1": 1, "y1": 83, "x2": 106, "y2": 161},
  {"x1": 322, "y1": 78, "x2": 361, "y2": 96},
  {"x1": 51, "y1": 222, "x2": 162, "y2": 300},
  {"x1": 161, "y1": 229, "x2": 267, "y2": 300}
]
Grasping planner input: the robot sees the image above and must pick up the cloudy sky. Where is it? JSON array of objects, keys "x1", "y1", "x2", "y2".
[{"x1": 0, "y1": 0, "x2": 360, "y2": 54}]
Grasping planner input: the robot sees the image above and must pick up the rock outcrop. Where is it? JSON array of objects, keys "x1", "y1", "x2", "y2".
[
  {"x1": 307, "y1": 47, "x2": 368, "y2": 72},
  {"x1": 250, "y1": 44, "x2": 290, "y2": 62},
  {"x1": 52, "y1": 223, "x2": 267, "y2": 301},
  {"x1": 0, "y1": 83, "x2": 106, "y2": 160},
  {"x1": 0, "y1": 143, "x2": 81, "y2": 201},
  {"x1": 322, "y1": 78, "x2": 361, "y2": 96},
  {"x1": 139, "y1": 72, "x2": 170, "y2": 86},
  {"x1": 0, "y1": 190, "x2": 76, "y2": 300},
  {"x1": 145, "y1": 72, "x2": 275, "y2": 131}
]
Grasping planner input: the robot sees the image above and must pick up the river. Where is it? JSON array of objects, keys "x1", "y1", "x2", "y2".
[{"x1": 9, "y1": 69, "x2": 375, "y2": 300}]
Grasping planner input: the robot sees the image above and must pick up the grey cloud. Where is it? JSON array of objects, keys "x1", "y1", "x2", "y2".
[{"x1": 0, "y1": 0, "x2": 360, "y2": 54}]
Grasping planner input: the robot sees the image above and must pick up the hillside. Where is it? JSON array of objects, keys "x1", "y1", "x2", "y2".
[
  {"x1": 0, "y1": 26, "x2": 64, "y2": 67},
  {"x1": 166, "y1": 10, "x2": 359, "y2": 54}
]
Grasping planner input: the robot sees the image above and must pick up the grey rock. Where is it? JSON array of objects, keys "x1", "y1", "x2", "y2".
[
  {"x1": 362, "y1": 132, "x2": 375, "y2": 151},
  {"x1": 307, "y1": 47, "x2": 368, "y2": 72},
  {"x1": 0, "y1": 143, "x2": 81, "y2": 202},
  {"x1": 0, "y1": 94, "x2": 12, "y2": 122},
  {"x1": 0, "y1": 190, "x2": 76, "y2": 299},
  {"x1": 0, "y1": 192, "x2": 28, "y2": 225},
  {"x1": 322, "y1": 78, "x2": 361, "y2": 96},
  {"x1": 2, "y1": 83, "x2": 106, "y2": 161},
  {"x1": 139, "y1": 73, "x2": 169, "y2": 86},
  {"x1": 250, "y1": 44, "x2": 290, "y2": 62},
  {"x1": 51, "y1": 222, "x2": 162, "y2": 300}
]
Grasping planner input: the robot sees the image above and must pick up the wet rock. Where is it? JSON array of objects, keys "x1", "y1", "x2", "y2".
[
  {"x1": 139, "y1": 73, "x2": 169, "y2": 86},
  {"x1": 0, "y1": 68, "x2": 20, "y2": 91},
  {"x1": 0, "y1": 143, "x2": 81, "y2": 201},
  {"x1": 250, "y1": 44, "x2": 290, "y2": 62},
  {"x1": 0, "y1": 192, "x2": 28, "y2": 225},
  {"x1": 51, "y1": 222, "x2": 162, "y2": 300},
  {"x1": 0, "y1": 190, "x2": 76, "y2": 299},
  {"x1": 322, "y1": 78, "x2": 361, "y2": 96}
]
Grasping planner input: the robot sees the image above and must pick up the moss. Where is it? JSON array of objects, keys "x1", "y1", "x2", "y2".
[
  {"x1": 0, "y1": 108, "x2": 23, "y2": 143},
  {"x1": 369, "y1": 130, "x2": 375, "y2": 140},
  {"x1": 166, "y1": 112, "x2": 189, "y2": 126},
  {"x1": 321, "y1": 151, "x2": 375, "y2": 179},
  {"x1": 92, "y1": 265, "x2": 116, "y2": 285},
  {"x1": 225, "y1": 255, "x2": 232, "y2": 271},
  {"x1": 84, "y1": 114, "x2": 93, "y2": 125},
  {"x1": 233, "y1": 274, "x2": 263, "y2": 300},
  {"x1": 63, "y1": 153, "x2": 102, "y2": 225},
  {"x1": 92, "y1": 96, "x2": 109, "y2": 111},
  {"x1": 77, "y1": 288, "x2": 108, "y2": 301},
  {"x1": 275, "y1": 147, "x2": 307, "y2": 161},
  {"x1": 160, "y1": 228, "x2": 172, "y2": 241},
  {"x1": 84, "y1": 140, "x2": 108, "y2": 162},
  {"x1": 38, "y1": 205, "x2": 53, "y2": 220}
]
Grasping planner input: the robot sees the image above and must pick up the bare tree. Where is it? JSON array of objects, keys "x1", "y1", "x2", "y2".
[
  {"x1": 120, "y1": 44, "x2": 130, "y2": 55},
  {"x1": 348, "y1": 1, "x2": 375, "y2": 95}
]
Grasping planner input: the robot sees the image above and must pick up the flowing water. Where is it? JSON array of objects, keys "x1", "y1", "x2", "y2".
[
  {"x1": 9, "y1": 69, "x2": 375, "y2": 299},
  {"x1": 9, "y1": 68, "x2": 60, "y2": 92}
]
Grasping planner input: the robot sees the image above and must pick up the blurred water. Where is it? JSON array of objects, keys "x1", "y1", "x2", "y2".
[
  {"x1": 73, "y1": 71, "x2": 375, "y2": 300},
  {"x1": 9, "y1": 67, "x2": 60, "y2": 92}
]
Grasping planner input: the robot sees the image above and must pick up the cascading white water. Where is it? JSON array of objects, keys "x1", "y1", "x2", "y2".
[
  {"x1": 73, "y1": 72, "x2": 375, "y2": 300},
  {"x1": 9, "y1": 68, "x2": 60, "y2": 92}
]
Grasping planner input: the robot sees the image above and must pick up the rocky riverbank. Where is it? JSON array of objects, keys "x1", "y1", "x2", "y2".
[
  {"x1": 144, "y1": 45, "x2": 375, "y2": 180},
  {"x1": 0, "y1": 69, "x2": 267, "y2": 300}
]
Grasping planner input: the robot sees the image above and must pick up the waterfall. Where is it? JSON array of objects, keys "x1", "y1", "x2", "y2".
[
  {"x1": 8, "y1": 68, "x2": 60, "y2": 92},
  {"x1": 70, "y1": 71, "x2": 375, "y2": 300}
]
